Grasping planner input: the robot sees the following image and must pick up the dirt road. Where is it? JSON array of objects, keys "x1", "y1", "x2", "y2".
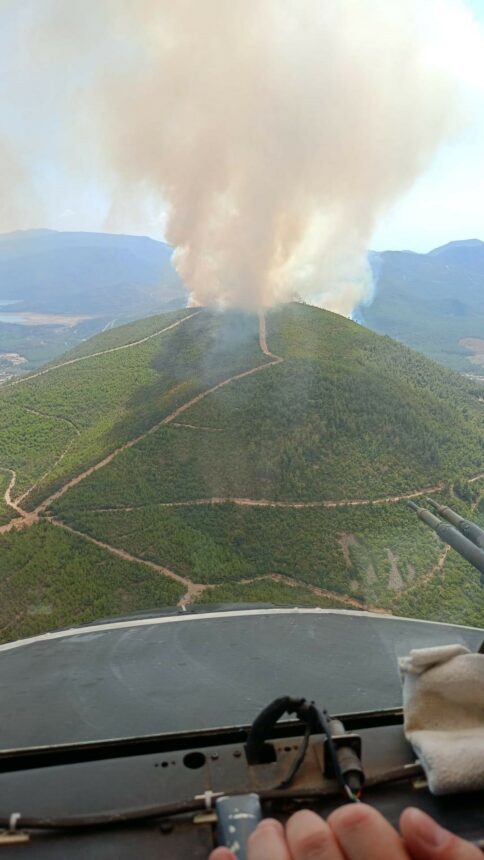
[
  {"x1": 91, "y1": 482, "x2": 446, "y2": 514},
  {"x1": 239, "y1": 572, "x2": 389, "y2": 613},
  {"x1": 0, "y1": 468, "x2": 39, "y2": 535},
  {"x1": 50, "y1": 518, "x2": 209, "y2": 606},
  {"x1": 1, "y1": 311, "x2": 201, "y2": 390},
  {"x1": 258, "y1": 311, "x2": 282, "y2": 360},
  {"x1": 1, "y1": 312, "x2": 482, "y2": 609},
  {"x1": 33, "y1": 317, "x2": 282, "y2": 514}
]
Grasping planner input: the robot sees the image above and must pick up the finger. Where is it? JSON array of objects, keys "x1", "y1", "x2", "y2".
[
  {"x1": 248, "y1": 817, "x2": 292, "y2": 860},
  {"x1": 400, "y1": 807, "x2": 482, "y2": 860},
  {"x1": 210, "y1": 820, "x2": 283, "y2": 860},
  {"x1": 286, "y1": 809, "x2": 346, "y2": 860},
  {"x1": 328, "y1": 802, "x2": 410, "y2": 860}
]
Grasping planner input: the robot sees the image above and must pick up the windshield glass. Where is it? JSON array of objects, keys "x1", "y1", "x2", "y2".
[{"x1": 0, "y1": 1, "x2": 483, "y2": 747}]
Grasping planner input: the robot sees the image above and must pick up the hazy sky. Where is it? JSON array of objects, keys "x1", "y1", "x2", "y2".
[
  {"x1": 371, "y1": 0, "x2": 484, "y2": 251},
  {"x1": 1, "y1": 0, "x2": 483, "y2": 255}
]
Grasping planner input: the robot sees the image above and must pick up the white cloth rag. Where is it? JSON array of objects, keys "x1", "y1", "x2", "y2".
[{"x1": 399, "y1": 643, "x2": 484, "y2": 795}]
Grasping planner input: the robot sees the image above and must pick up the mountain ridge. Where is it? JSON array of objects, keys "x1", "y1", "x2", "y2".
[
  {"x1": 361, "y1": 238, "x2": 484, "y2": 370},
  {"x1": 2, "y1": 229, "x2": 482, "y2": 375},
  {"x1": 0, "y1": 229, "x2": 188, "y2": 374}
]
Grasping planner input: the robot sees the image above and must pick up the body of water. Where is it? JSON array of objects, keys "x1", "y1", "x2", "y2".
[
  {"x1": 0, "y1": 313, "x2": 28, "y2": 323},
  {"x1": 0, "y1": 299, "x2": 20, "y2": 307},
  {"x1": 0, "y1": 310, "x2": 91, "y2": 326}
]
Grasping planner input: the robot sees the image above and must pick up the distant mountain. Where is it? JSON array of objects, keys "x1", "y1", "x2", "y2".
[
  {"x1": 2, "y1": 231, "x2": 484, "y2": 377},
  {"x1": 0, "y1": 229, "x2": 186, "y2": 313},
  {"x1": 1, "y1": 303, "x2": 483, "y2": 641},
  {"x1": 359, "y1": 239, "x2": 484, "y2": 371},
  {"x1": 0, "y1": 229, "x2": 188, "y2": 373}
]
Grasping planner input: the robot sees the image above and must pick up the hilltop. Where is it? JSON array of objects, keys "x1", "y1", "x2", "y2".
[
  {"x1": 360, "y1": 239, "x2": 484, "y2": 371},
  {"x1": 1, "y1": 303, "x2": 483, "y2": 641}
]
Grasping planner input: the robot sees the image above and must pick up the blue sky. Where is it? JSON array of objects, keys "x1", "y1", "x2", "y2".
[
  {"x1": 371, "y1": 118, "x2": 484, "y2": 251},
  {"x1": 1, "y1": 0, "x2": 483, "y2": 254}
]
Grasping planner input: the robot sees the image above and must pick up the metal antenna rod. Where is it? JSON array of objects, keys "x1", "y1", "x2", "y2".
[
  {"x1": 426, "y1": 498, "x2": 484, "y2": 551},
  {"x1": 407, "y1": 501, "x2": 484, "y2": 581}
]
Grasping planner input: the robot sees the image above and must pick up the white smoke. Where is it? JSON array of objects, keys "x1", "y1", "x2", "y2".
[{"x1": 2, "y1": 0, "x2": 483, "y2": 312}]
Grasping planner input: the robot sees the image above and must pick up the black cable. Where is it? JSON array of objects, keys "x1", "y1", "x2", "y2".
[
  {"x1": 276, "y1": 723, "x2": 311, "y2": 789},
  {"x1": 246, "y1": 696, "x2": 306, "y2": 764},
  {"x1": 0, "y1": 699, "x2": 367, "y2": 833},
  {"x1": 245, "y1": 697, "x2": 361, "y2": 798},
  {"x1": 314, "y1": 706, "x2": 360, "y2": 802}
]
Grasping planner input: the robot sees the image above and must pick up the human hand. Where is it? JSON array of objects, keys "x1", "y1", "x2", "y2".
[{"x1": 209, "y1": 803, "x2": 482, "y2": 860}]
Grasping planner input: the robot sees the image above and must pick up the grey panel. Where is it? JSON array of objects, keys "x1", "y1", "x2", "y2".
[{"x1": 0, "y1": 609, "x2": 481, "y2": 750}]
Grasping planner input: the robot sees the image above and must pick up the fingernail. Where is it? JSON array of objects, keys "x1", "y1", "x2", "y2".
[
  {"x1": 256, "y1": 818, "x2": 282, "y2": 830},
  {"x1": 408, "y1": 808, "x2": 450, "y2": 848}
]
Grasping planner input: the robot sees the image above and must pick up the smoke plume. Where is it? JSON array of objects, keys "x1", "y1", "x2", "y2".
[
  {"x1": 2, "y1": 0, "x2": 481, "y2": 312},
  {"x1": 0, "y1": 141, "x2": 34, "y2": 232}
]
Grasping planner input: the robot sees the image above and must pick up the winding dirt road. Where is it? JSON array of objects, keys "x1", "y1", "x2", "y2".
[
  {"x1": 49, "y1": 518, "x2": 207, "y2": 606},
  {"x1": 15, "y1": 407, "x2": 81, "y2": 506},
  {"x1": 1, "y1": 311, "x2": 482, "y2": 609},
  {"x1": 0, "y1": 313, "x2": 286, "y2": 604},
  {"x1": 170, "y1": 422, "x2": 223, "y2": 431},
  {"x1": 0, "y1": 468, "x2": 37, "y2": 535},
  {"x1": 402, "y1": 544, "x2": 451, "y2": 598},
  {"x1": 0, "y1": 468, "x2": 18, "y2": 512},
  {"x1": 469, "y1": 472, "x2": 484, "y2": 484},
  {"x1": 258, "y1": 311, "x2": 282, "y2": 360},
  {"x1": 1, "y1": 310, "x2": 201, "y2": 390},
  {"x1": 89, "y1": 483, "x2": 447, "y2": 514},
  {"x1": 238, "y1": 573, "x2": 389, "y2": 613},
  {"x1": 32, "y1": 316, "x2": 282, "y2": 515}
]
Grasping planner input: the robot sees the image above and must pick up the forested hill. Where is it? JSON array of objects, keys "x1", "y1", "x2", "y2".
[
  {"x1": 1, "y1": 302, "x2": 483, "y2": 642},
  {"x1": 360, "y1": 239, "x2": 484, "y2": 371}
]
